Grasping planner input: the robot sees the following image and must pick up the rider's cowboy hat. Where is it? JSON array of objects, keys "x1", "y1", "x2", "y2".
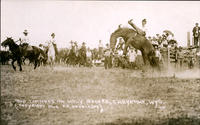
[
  {"x1": 23, "y1": 30, "x2": 28, "y2": 34},
  {"x1": 51, "y1": 33, "x2": 55, "y2": 37}
]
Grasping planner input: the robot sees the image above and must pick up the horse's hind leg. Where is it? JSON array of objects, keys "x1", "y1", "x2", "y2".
[
  {"x1": 34, "y1": 60, "x2": 38, "y2": 69},
  {"x1": 17, "y1": 59, "x2": 22, "y2": 71},
  {"x1": 12, "y1": 59, "x2": 16, "y2": 71}
]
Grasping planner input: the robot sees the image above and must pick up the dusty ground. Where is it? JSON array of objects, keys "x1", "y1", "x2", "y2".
[{"x1": 1, "y1": 65, "x2": 200, "y2": 125}]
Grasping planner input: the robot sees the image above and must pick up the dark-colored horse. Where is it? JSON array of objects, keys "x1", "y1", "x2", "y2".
[
  {"x1": 110, "y1": 27, "x2": 159, "y2": 68},
  {"x1": 20, "y1": 43, "x2": 45, "y2": 69},
  {"x1": 1, "y1": 37, "x2": 45, "y2": 71},
  {"x1": 0, "y1": 50, "x2": 12, "y2": 65},
  {"x1": 1, "y1": 37, "x2": 23, "y2": 71}
]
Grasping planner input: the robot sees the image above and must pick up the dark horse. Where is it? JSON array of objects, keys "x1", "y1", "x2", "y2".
[
  {"x1": 110, "y1": 27, "x2": 159, "y2": 68},
  {"x1": 1, "y1": 37, "x2": 23, "y2": 71},
  {"x1": 20, "y1": 43, "x2": 45, "y2": 69},
  {"x1": 1, "y1": 37, "x2": 44, "y2": 71}
]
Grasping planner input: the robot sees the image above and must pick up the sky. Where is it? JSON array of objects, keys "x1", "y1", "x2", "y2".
[{"x1": 1, "y1": 0, "x2": 200, "y2": 49}]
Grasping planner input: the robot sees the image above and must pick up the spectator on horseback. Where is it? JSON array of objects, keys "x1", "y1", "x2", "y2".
[
  {"x1": 19, "y1": 29, "x2": 34, "y2": 51},
  {"x1": 128, "y1": 19, "x2": 148, "y2": 37},
  {"x1": 19, "y1": 29, "x2": 30, "y2": 45},
  {"x1": 49, "y1": 33, "x2": 56, "y2": 45}
]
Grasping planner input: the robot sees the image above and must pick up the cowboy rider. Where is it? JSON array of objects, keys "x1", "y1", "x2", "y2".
[
  {"x1": 122, "y1": 19, "x2": 148, "y2": 56},
  {"x1": 128, "y1": 19, "x2": 148, "y2": 37},
  {"x1": 19, "y1": 29, "x2": 30, "y2": 45}
]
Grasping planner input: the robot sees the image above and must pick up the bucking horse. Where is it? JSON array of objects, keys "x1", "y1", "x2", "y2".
[{"x1": 110, "y1": 27, "x2": 159, "y2": 69}]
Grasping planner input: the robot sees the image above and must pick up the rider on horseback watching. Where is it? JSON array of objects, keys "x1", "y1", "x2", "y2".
[
  {"x1": 19, "y1": 29, "x2": 33, "y2": 51},
  {"x1": 128, "y1": 19, "x2": 148, "y2": 37},
  {"x1": 49, "y1": 33, "x2": 56, "y2": 45},
  {"x1": 19, "y1": 30, "x2": 30, "y2": 45}
]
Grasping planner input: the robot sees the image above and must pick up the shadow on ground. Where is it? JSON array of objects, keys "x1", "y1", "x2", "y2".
[{"x1": 97, "y1": 116, "x2": 200, "y2": 125}]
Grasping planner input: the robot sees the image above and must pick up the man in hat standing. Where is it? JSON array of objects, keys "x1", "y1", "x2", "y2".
[
  {"x1": 98, "y1": 40, "x2": 103, "y2": 59},
  {"x1": 192, "y1": 23, "x2": 200, "y2": 47},
  {"x1": 104, "y1": 43, "x2": 112, "y2": 69},
  {"x1": 128, "y1": 19, "x2": 148, "y2": 37}
]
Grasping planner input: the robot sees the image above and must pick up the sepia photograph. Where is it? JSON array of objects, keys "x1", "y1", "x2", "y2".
[{"x1": 1, "y1": 0, "x2": 200, "y2": 125}]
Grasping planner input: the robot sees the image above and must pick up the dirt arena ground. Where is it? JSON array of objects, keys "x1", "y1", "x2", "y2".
[{"x1": 1, "y1": 65, "x2": 200, "y2": 125}]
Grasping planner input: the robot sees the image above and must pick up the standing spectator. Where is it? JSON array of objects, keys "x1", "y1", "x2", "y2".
[
  {"x1": 104, "y1": 44, "x2": 112, "y2": 69},
  {"x1": 86, "y1": 47, "x2": 92, "y2": 67},
  {"x1": 152, "y1": 36, "x2": 159, "y2": 47},
  {"x1": 177, "y1": 46, "x2": 184, "y2": 70},
  {"x1": 135, "y1": 49, "x2": 144, "y2": 69},
  {"x1": 154, "y1": 45, "x2": 162, "y2": 70},
  {"x1": 98, "y1": 40, "x2": 103, "y2": 58},
  {"x1": 79, "y1": 42, "x2": 87, "y2": 66},
  {"x1": 128, "y1": 48, "x2": 137, "y2": 69},
  {"x1": 196, "y1": 48, "x2": 200, "y2": 68},
  {"x1": 116, "y1": 38, "x2": 124, "y2": 50},
  {"x1": 192, "y1": 23, "x2": 200, "y2": 47},
  {"x1": 188, "y1": 48, "x2": 195, "y2": 69}
]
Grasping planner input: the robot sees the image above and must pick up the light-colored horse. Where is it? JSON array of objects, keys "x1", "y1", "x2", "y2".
[{"x1": 47, "y1": 42, "x2": 56, "y2": 66}]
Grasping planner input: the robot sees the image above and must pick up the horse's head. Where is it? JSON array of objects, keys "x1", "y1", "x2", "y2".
[{"x1": 1, "y1": 37, "x2": 14, "y2": 47}]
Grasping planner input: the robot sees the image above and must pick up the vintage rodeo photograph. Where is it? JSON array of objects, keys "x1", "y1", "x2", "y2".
[{"x1": 1, "y1": 0, "x2": 200, "y2": 125}]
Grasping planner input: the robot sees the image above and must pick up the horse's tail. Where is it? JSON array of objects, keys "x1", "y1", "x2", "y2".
[{"x1": 110, "y1": 28, "x2": 136, "y2": 50}]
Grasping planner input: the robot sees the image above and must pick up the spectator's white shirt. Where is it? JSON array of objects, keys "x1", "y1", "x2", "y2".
[
  {"x1": 129, "y1": 50, "x2": 137, "y2": 62},
  {"x1": 86, "y1": 51, "x2": 92, "y2": 58},
  {"x1": 104, "y1": 49, "x2": 111, "y2": 57},
  {"x1": 155, "y1": 50, "x2": 162, "y2": 60},
  {"x1": 196, "y1": 51, "x2": 200, "y2": 56},
  {"x1": 98, "y1": 42, "x2": 103, "y2": 48},
  {"x1": 21, "y1": 36, "x2": 30, "y2": 44},
  {"x1": 118, "y1": 49, "x2": 123, "y2": 56},
  {"x1": 137, "y1": 50, "x2": 142, "y2": 55}
]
